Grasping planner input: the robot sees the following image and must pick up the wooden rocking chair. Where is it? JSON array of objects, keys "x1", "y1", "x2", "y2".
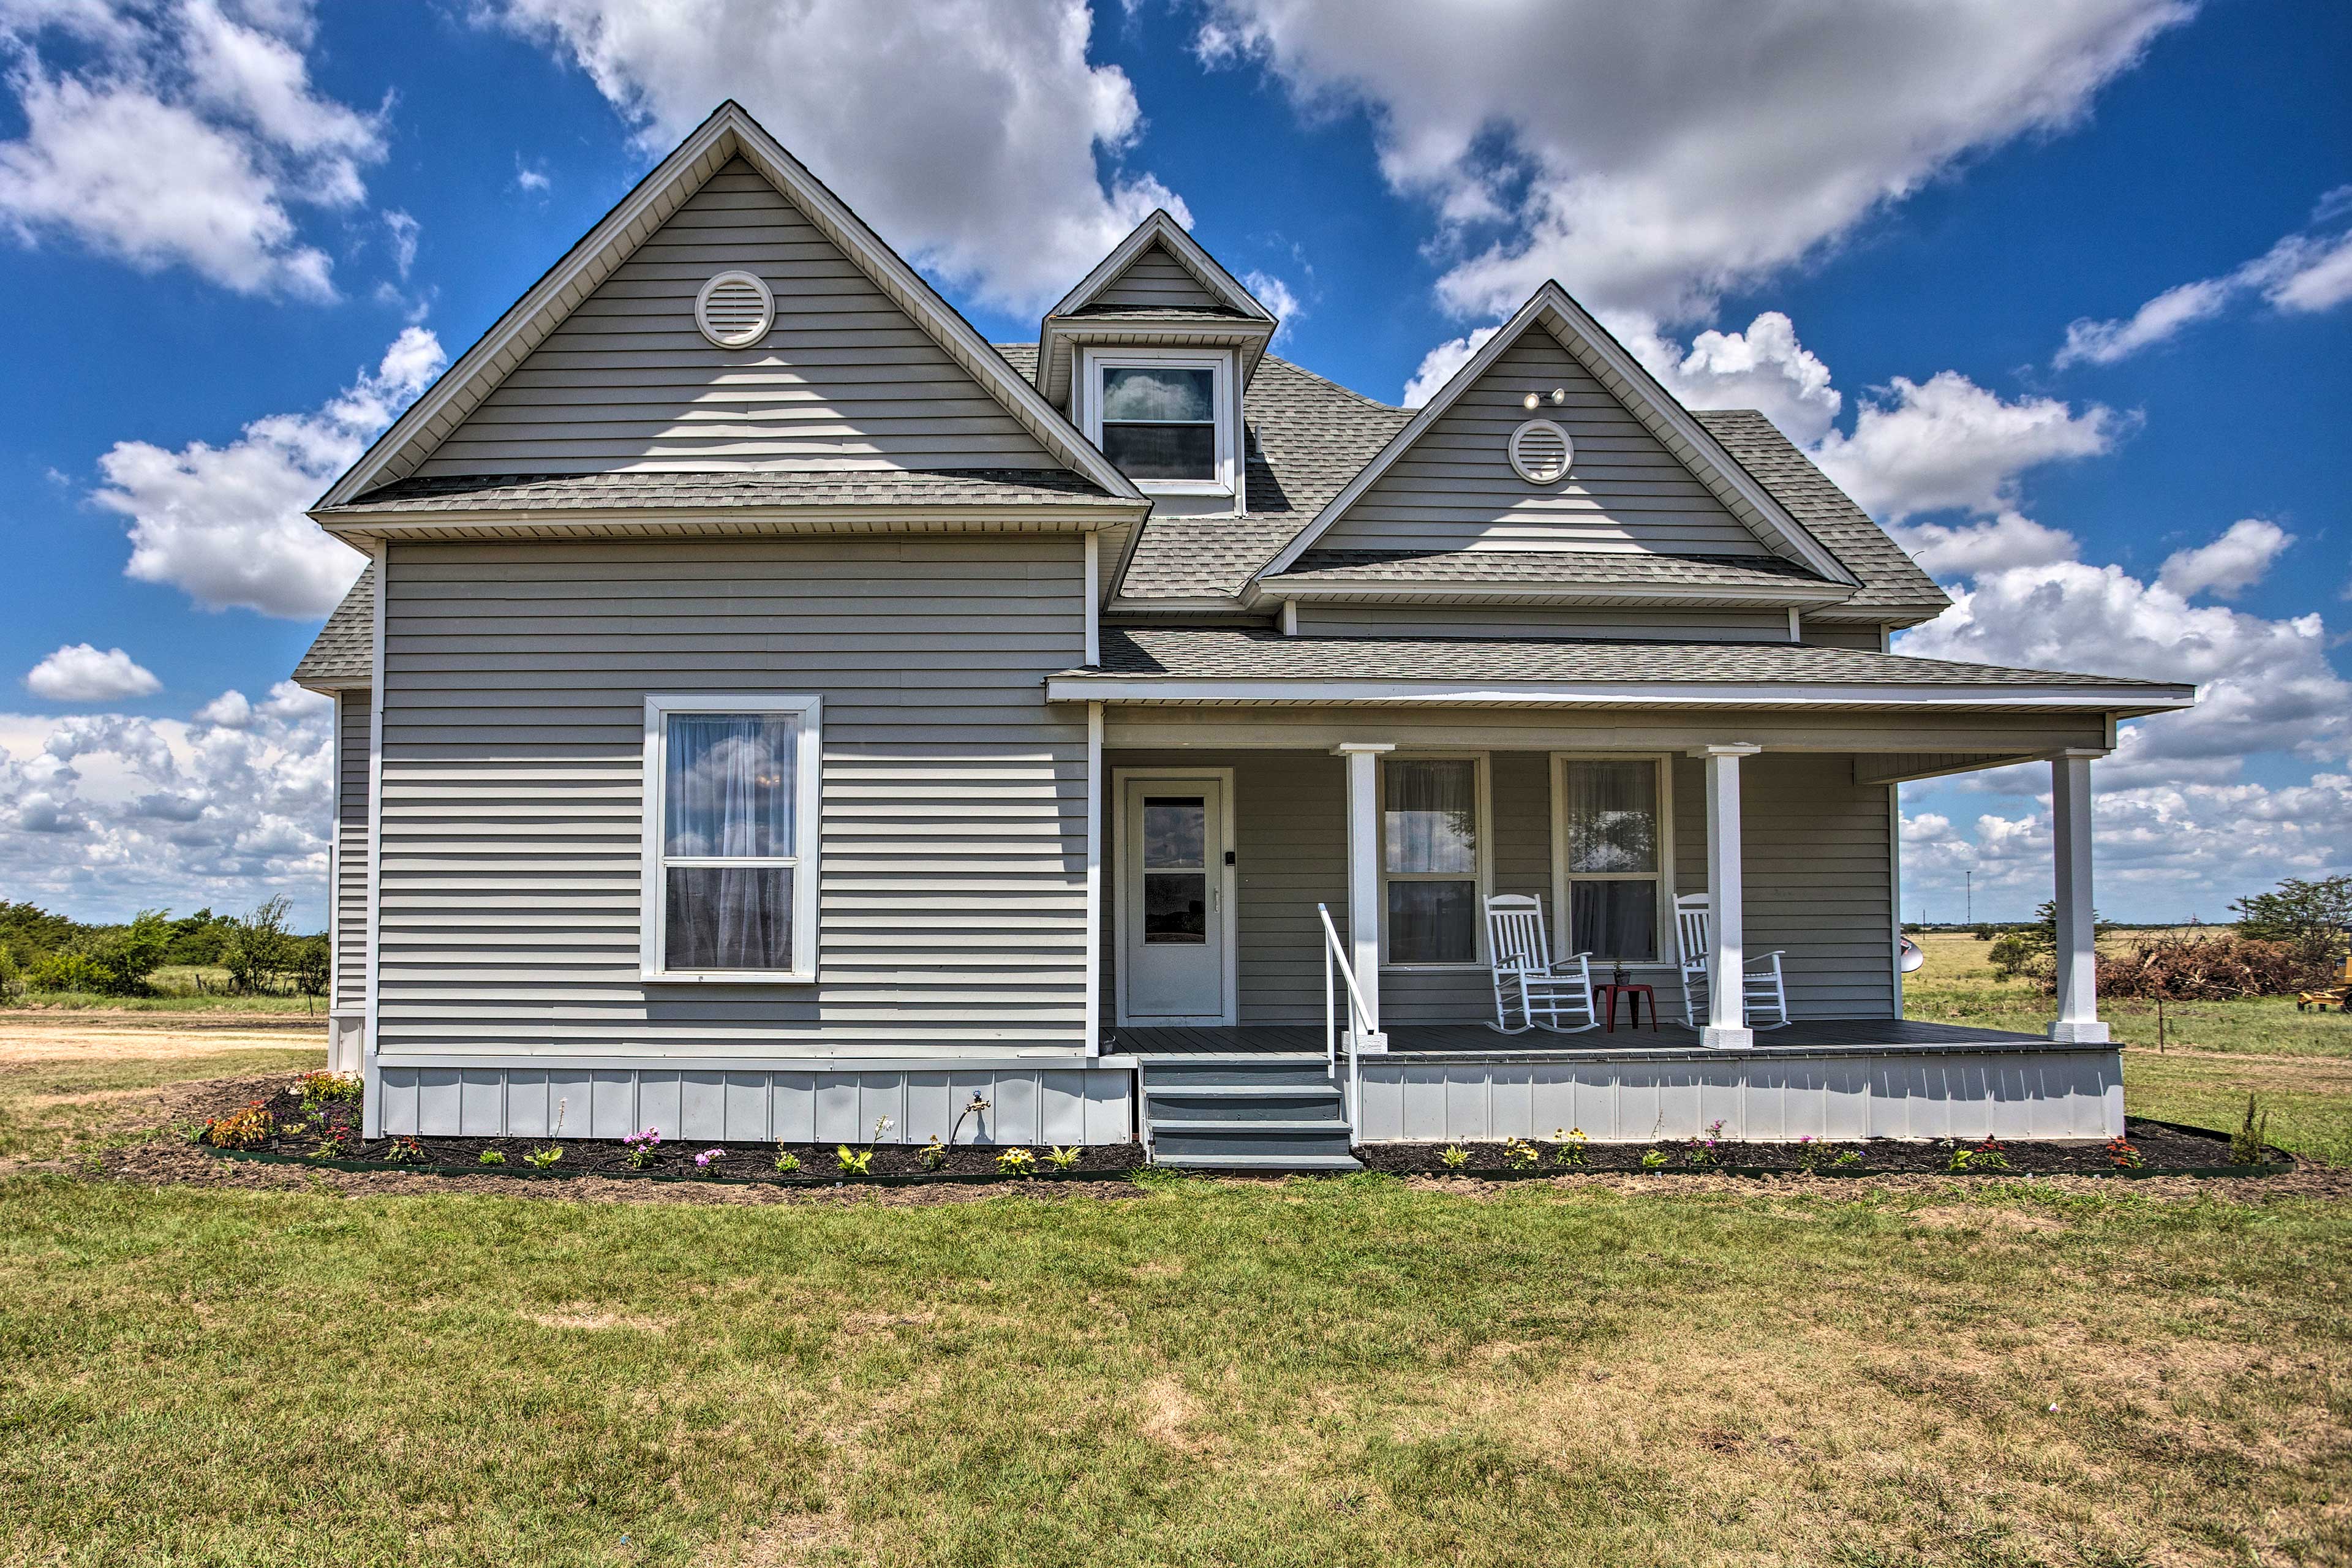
[
  {"x1": 1673, "y1": 893, "x2": 1789, "y2": 1031},
  {"x1": 1483, "y1": 895, "x2": 1599, "y2": 1035}
]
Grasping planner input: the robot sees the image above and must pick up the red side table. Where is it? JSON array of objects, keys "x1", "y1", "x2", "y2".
[{"x1": 1596, "y1": 982, "x2": 1656, "y2": 1032}]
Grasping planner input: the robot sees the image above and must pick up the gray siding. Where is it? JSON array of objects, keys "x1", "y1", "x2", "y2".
[
  {"x1": 1294, "y1": 604, "x2": 1792, "y2": 641},
  {"x1": 1102, "y1": 745, "x2": 1894, "y2": 1028},
  {"x1": 1801, "y1": 622, "x2": 1888, "y2": 650},
  {"x1": 376, "y1": 536, "x2": 1091, "y2": 1057},
  {"x1": 418, "y1": 159, "x2": 1058, "y2": 475},
  {"x1": 1322, "y1": 330, "x2": 1776, "y2": 557},
  {"x1": 1089, "y1": 244, "x2": 1224, "y2": 311},
  {"x1": 334, "y1": 690, "x2": 370, "y2": 1011}
]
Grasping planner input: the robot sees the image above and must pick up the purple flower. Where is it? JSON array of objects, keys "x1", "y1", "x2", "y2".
[{"x1": 693, "y1": 1147, "x2": 723, "y2": 1170}]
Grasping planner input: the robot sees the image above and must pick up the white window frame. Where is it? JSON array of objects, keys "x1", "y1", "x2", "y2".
[
  {"x1": 1378, "y1": 751, "x2": 1493, "y2": 971},
  {"x1": 1076, "y1": 345, "x2": 1235, "y2": 497},
  {"x1": 640, "y1": 693, "x2": 823, "y2": 984},
  {"x1": 1549, "y1": 752, "x2": 1676, "y2": 970}
]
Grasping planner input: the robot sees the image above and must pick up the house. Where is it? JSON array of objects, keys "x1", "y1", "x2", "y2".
[{"x1": 289, "y1": 103, "x2": 2193, "y2": 1166}]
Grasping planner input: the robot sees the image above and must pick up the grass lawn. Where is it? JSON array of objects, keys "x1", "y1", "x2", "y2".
[
  {"x1": 1906, "y1": 932, "x2": 2352, "y2": 1166},
  {"x1": 4, "y1": 1170, "x2": 2349, "y2": 1567},
  {"x1": 0, "y1": 1049, "x2": 323, "y2": 1163},
  {"x1": 5, "y1": 965, "x2": 328, "y2": 1015}
]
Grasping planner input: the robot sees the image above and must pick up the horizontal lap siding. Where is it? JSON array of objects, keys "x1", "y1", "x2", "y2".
[
  {"x1": 334, "y1": 691, "x2": 370, "y2": 1011},
  {"x1": 418, "y1": 161, "x2": 1056, "y2": 475},
  {"x1": 1800, "y1": 624, "x2": 1888, "y2": 650},
  {"x1": 378, "y1": 537, "x2": 1090, "y2": 1055},
  {"x1": 1090, "y1": 246, "x2": 1224, "y2": 311},
  {"x1": 1294, "y1": 605, "x2": 1790, "y2": 641},
  {"x1": 1324, "y1": 332, "x2": 1773, "y2": 557}
]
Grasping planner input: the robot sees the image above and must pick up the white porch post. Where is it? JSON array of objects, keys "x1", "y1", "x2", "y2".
[
  {"x1": 1698, "y1": 744, "x2": 1760, "y2": 1050},
  {"x1": 1335, "y1": 742, "x2": 1393, "y2": 1047},
  {"x1": 2048, "y1": 750, "x2": 2110, "y2": 1043}
]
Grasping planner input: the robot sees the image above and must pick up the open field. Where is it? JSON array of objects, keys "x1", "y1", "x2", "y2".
[
  {"x1": 2, "y1": 963, "x2": 328, "y2": 1014},
  {"x1": 0, "y1": 1016, "x2": 323, "y2": 1163},
  {"x1": 1906, "y1": 930, "x2": 2352, "y2": 1166}
]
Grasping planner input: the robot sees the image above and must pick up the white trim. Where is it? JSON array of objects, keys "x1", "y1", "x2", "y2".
[
  {"x1": 361, "y1": 540, "x2": 386, "y2": 1139},
  {"x1": 1888, "y1": 781, "x2": 1904, "y2": 1019},
  {"x1": 1083, "y1": 532, "x2": 1101, "y2": 666},
  {"x1": 639, "y1": 693, "x2": 824, "y2": 984},
  {"x1": 1280, "y1": 598, "x2": 1298, "y2": 636},
  {"x1": 325, "y1": 690, "x2": 341, "y2": 1009},
  {"x1": 1508, "y1": 418, "x2": 1575, "y2": 484},
  {"x1": 1333, "y1": 744, "x2": 1393, "y2": 1029},
  {"x1": 693, "y1": 269, "x2": 774, "y2": 347},
  {"x1": 1110, "y1": 768, "x2": 1239, "y2": 1027},
  {"x1": 1077, "y1": 345, "x2": 1237, "y2": 505},
  {"x1": 1085, "y1": 702, "x2": 1104, "y2": 1054},
  {"x1": 317, "y1": 102, "x2": 1141, "y2": 510},
  {"x1": 1549, "y1": 753, "x2": 1676, "y2": 970},
  {"x1": 1254, "y1": 283, "x2": 1859, "y2": 586},
  {"x1": 2047, "y1": 754, "x2": 2108, "y2": 1043},
  {"x1": 1254, "y1": 576, "x2": 1855, "y2": 608},
  {"x1": 1699, "y1": 746, "x2": 1754, "y2": 1050},
  {"x1": 1376, "y1": 752, "x2": 1493, "y2": 971},
  {"x1": 319, "y1": 503, "x2": 1142, "y2": 540},
  {"x1": 1788, "y1": 608, "x2": 1802, "y2": 643},
  {"x1": 1046, "y1": 674, "x2": 2198, "y2": 712}
]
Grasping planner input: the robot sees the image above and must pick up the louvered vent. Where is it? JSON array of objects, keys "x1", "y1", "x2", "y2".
[
  {"x1": 695, "y1": 270, "x2": 774, "y2": 347},
  {"x1": 1508, "y1": 418, "x2": 1574, "y2": 485}
]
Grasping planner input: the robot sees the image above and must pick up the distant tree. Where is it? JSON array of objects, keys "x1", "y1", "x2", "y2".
[
  {"x1": 88, "y1": 911, "x2": 173, "y2": 995},
  {"x1": 291, "y1": 935, "x2": 330, "y2": 998},
  {"x1": 163, "y1": 908, "x2": 233, "y2": 967},
  {"x1": 2230, "y1": 875, "x2": 2352, "y2": 965},
  {"x1": 221, "y1": 897, "x2": 296, "y2": 995}
]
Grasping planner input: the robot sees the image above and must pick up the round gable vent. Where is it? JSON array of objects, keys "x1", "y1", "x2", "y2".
[
  {"x1": 1508, "y1": 418, "x2": 1574, "y2": 485},
  {"x1": 695, "y1": 270, "x2": 774, "y2": 347}
]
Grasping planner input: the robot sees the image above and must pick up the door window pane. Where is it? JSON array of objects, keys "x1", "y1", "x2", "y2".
[
  {"x1": 1563, "y1": 760, "x2": 1656, "y2": 873},
  {"x1": 1384, "y1": 760, "x2": 1476, "y2": 874},
  {"x1": 1570, "y1": 880, "x2": 1657, "y2": 963},
  {"x1": 1144, "y1": 873, "x2": 1208, "y2": 944},
  {"x1": 1142, "y1": 797, "x2": 1206, "y2": 869},
  {"x1": 665, "y1": 865, "x2": 794, "y2": 970},
  {"x1": 665, "y1": 715, "x2": 797, "y2": 857},
  {"x1": 1388, "y1": 881, "x2": 1476, "y2": 965}
]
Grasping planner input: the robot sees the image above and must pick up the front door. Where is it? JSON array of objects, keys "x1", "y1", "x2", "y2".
[{"x1": 1120, "y1": 776, "x2": 1231, "y2": 1024}]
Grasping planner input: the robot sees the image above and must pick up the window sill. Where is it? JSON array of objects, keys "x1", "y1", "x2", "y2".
[
  {"x1": 641, "y1": 970, "x2": 819, "y2": 986},
  {"x1": 1134, "y1": 479, "x2": 1232, "y2": 497}
]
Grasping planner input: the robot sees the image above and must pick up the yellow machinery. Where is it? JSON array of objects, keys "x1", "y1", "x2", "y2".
[{"x1": 2297, "y1": 950, "x2": 2352, "y2": 1012}]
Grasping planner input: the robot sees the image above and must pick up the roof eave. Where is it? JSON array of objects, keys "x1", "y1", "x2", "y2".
[
  {"x1": 1044, "y1": 675, "x2": 2200, "y2": 712},
  {"x1": 313, "y1": 499, "x2": 1150, "y2": 541},
  {"x1": 1240, "y1": 578, "x2": 1858, "y2": 611},
  {"x1": 1037, "y1": 314, "x2": 1278, "y2": 405}
]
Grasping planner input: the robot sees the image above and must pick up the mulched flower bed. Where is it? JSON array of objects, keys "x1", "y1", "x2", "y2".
[
  {"x1": 1358, "y1": 1117, "x2": 2288, "y2": 1178},
  {"x1": 201, "y1": 1079, "x2": 1144, "y2": 1185}
]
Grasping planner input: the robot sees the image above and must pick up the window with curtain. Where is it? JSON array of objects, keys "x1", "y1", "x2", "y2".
[
  {"x1": 1561, "y1": 758, "x2": 1662, "y2": 962},
  {"x1": 646, "y1": 699, "x2": 819, "y2": 976},
  {"x1": 1383, "y1": 758, "x2": 1480, "y2": 965}
]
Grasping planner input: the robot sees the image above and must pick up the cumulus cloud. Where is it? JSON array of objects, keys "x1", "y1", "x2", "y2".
[
  {"x1": 0, "y1": 0, "x2": 386, "y2": 297},
  {"x1": 0, "y1": 681, "x2": 333, "y2": 924},
  {"x1": 1400, "y1": 324, "x2": 1498, "y2": 407},
  {"x1": 23, "y1": 644, "x2": 161, "y2": 703},
  {"x1": 2157, "y1": 518, "x2": 2293, "y2": 601},
  {"x1": 2055, "y1": 187, "x2": 2352, "y2": 366},
  {"x1": 484, "y1": 0, "x2": 1188, "y2": 314},
  {"x1": 1624, "y1": 311, "x2": 1844, "y2": 448},
  {"x1": 1888, "y1": 511, "x2": 2079, "y2": 579},
  {"x1": 1241, "y1": 268, "x2": 1302, "y2": 344},
  {"x1": 90, "y1": 326, "x2": 445, "y2": 618},
  {"x1": 1812, "y1": 372, "x2": 2121, "y2": 521},
  {"x1": 1196, "y1": 0, "x2": 2189, "y2": 325}
]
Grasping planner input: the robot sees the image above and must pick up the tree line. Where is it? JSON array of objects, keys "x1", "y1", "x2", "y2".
[{"x1": 0, "y1": 898, "x2": 328, "y2": 1002}]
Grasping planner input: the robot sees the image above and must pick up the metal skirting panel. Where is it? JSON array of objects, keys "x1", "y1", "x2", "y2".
[
  {"x1": 328, "y1": 1014, "x2": 366, "y2": 1077},
  {"x1": 1355, "y1": 1049, "x2": 2124, "y2": 1142},
  {"x1": 375, "y1": 1065, "x2": 1136, "y2": 1145}
]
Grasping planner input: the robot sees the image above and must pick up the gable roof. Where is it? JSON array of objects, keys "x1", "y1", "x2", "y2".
[
  {"x1": 292, "y1": 561, "x2": 374, "y2": 689},
  {"x1": 316, "y1": 102, "x2": 1140, "y2": 511},
  {"x1": 1046, "y1": 211, "x2": 1275, "y2": 323},
  {"x1": 1254, "y1": 284, "x2": 1860, "y2": 589},
  {"x1": 1033, "y1": 212, "x2": 1279, "y2": 409}
]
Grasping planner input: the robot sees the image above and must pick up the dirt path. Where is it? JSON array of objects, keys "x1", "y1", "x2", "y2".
[{"x1": 0, "y1": 1013, "x2": 325, "y2": 1065}]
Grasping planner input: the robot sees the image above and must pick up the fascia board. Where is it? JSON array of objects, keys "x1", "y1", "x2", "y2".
[{"x1": 1044, "y1": 675, "x2": 2199, "y2": 712}]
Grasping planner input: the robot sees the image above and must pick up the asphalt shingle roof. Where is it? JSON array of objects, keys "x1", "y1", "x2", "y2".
[
  {"x1": 292, "y1": 561, "x2": 374, "y2": 686},
  {"x1": 1273, "y1": 548, "x2": 1830, "y2": 592},
  {"x1": 326, "y1": 468, "x2": 1127, "y2": 514},
  {"x1": 1072, "y1": 625, "x2": 2183, "y2": 695}
]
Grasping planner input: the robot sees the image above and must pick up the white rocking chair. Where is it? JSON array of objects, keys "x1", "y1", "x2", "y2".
[
  {"x1": 1483, "y1": 894, "x2": 1599, "y2": 1035},
  {"x1": 1673, "y1": 893, "x2": 1789, "y2": 1031}
]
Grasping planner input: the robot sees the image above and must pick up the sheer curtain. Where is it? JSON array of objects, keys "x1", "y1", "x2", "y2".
[
  {"x1": 1384, "y1": 759, "x2": 1478, "y2": 963},
  {"x1": 1564, "y1": 760, "x2": 1659, "y2": 962},
  {"x1": 664, "y1": 715, "x2": 798, "y2": 970}
]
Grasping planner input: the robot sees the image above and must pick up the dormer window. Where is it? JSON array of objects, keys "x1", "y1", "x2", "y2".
[{"x1": 1079, "y1": 347, "x2": 1235, "y2": 497}]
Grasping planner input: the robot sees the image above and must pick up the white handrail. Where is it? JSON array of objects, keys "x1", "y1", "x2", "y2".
[{"x1": 1317, "y1": 902, "x2": 1373, "y2": 1134}]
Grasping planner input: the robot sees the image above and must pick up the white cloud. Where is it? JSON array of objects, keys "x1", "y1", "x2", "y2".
[
  {"x1": 513, "y1": 155, "x2": 551, "y2": 194},
  {"x1": 90, "y1": 326, "x2": 445, "y2": 618},
  {"x1": 383, "y1": 208, "x2": 418, "y2": 278},
  {"x1": 1400, "y1": 325, "x2": 1498, "y2": 407},
  {"x1": 1197, "y1": 0, "x2": 2190, "y2": 325},
  {"x1": 0, "y1": 0, "x2": 385, "y2": 297},
  {"x1": 1241, "y1": 268, "x2": 1302, "y2": 343},
  {"x1": 2055, "y1": 187, "x2": 2352, "y2": 366},
  {"x1": 1889, "y1": 511, "x2": 2080, "y2": 579},
  {"x1": 23, "y1": 644, "x2": 161, "y2": 703},
  {"x1": 2157, "y1": 518, "x2": 2293, "y2": 601},
  {"x1": 1812, "y1": 371, "x2": 2121, "y2": 521},
  {"x1": 485, "y1": 0, "x2": 1188, "y2": 314},
  {"x1": 0, "y1": 682, "x2": 333, "y2": 924},
  {"x1": 1621, "y1": 310, "x2": 1844, "y2": 448}
]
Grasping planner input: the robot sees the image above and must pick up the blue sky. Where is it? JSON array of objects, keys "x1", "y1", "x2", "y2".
[{"x1": 1, "y1": 0, "x2": 2347, "y2": 927}]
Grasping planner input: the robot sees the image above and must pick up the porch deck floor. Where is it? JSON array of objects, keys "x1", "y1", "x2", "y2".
[{"x1": 1113, "y1": 1017, "x2": 2060, "y2": 1059}]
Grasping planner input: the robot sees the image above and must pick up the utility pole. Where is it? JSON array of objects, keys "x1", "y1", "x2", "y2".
[{"x1": 1964, "y1": 870, "x2": 1972, "y2": 925}]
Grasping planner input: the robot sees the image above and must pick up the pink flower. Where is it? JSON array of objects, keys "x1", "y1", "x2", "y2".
[{"x1": 693, "y1": 1147, "x2": 724, "y2": 1170}]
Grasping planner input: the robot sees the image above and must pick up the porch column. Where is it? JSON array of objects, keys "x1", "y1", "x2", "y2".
[
  {"x1": 1697, "y1": 744, "x2": 1760, "y2": 1050},
  {"x1": 1334, "y1": 742, "x2": 1393, "y2": 1043},
  {"x1": 2048, "y1": 750, "x2": 2110, "y2": 1043}
]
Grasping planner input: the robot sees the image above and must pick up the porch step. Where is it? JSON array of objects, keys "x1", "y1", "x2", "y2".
[{"x1": 1139, "y1": 1055, "x2": 1360, "y2": 1169}]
